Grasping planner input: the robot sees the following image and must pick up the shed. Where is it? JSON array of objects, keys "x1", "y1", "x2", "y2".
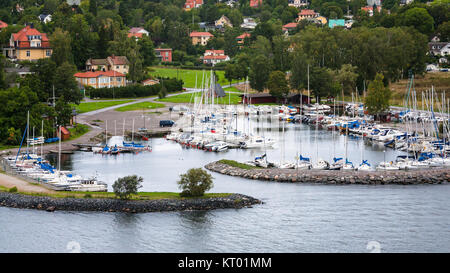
[{"x1": 56, "y1": 126, "x2": 70, "y2": 141}]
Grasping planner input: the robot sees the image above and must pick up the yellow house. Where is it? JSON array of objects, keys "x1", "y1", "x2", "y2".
[
  {"x1": 2, "y1": 25, "x2": 52, "y2": 61},
  {"x1": 189, "y1": 31, "x2": 213, "y2": 46},
  {"x1": 314, "y1": 16, "x2": 328, "y2": 25},
  {"x1": 74, "y1": 70, "x2": 127, "y2": 89}
]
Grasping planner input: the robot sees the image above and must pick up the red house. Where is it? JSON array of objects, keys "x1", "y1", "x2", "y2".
[
  {"x1": 155, "y1": 48, "x2": 172, "y2": 62},
  {"x1": 0, "y1": 20, "x2": 8, "y2": 31},
  {"x1": 250, "y1": 0, "x2": 262, "y2": 7}
]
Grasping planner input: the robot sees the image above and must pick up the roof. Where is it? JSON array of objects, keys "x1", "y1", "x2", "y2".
[
  {"x1": 250, "y1": 0, "x2": 262, "y2": 7},
  {"x1": 0, "y1": 20, "x2": 8, "y2": 29},
  {"x1": 12, "y1": 25, "x2": 49, "y2": 43},
  {"x1": 128, "y1": 33, "x2": 143, "y2": 38},
  {"x1": 215, "y1": 84, "x2": 226, "y2": 97},
  {"x1": 283, "y1": 23, "x2": 298, "y2": 29},
  {"x1": 108, "y1": 55, "x2": 129, "y2": 65},
  {"x1": 155, "y1": 48, "x2": 172, "y2": 51},
  {"x1": 236, "y1": 32, "x2": 251, "y2": 39},
  {"x1": 203, "y1": 55, "x2": 229, "y2": 60},
  {"x1": 328, "y1": 19, "x2": 345, "y2": 28},
  {"x1": 86, "y1": 58, "x2": 108, "y2": 66},
  {"x1": 299, "y1": 9, "x2": 317, "y2": 16},
  {"x1": 74, "y1": 70, "x2": 126, "y2": 78},
  {"x1": 190, "y1": 31, "x2": 213, "y2": 37},
  {"x1": 129, "y1": 27, "x2": 146, "y2": 33},
  {"x1": 205, "y1": 49, "x2": 225, "y2": 55},
  {"x1": 60, "y1": 126, "x2": 70, "y2": 135},
  {"x1": 142, "y1": 78, "x2": 160, "y2": 84}
]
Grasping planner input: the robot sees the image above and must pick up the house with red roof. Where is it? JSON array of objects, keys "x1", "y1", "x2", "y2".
[
  {"x1": 202, "y1": 50, "x2": 230, "y2": 66},
  {"x1": 184, "y1": 0, "x2": 203, "y2": 11},
  {"x1": 2, "y1": 24, "x2": 52, "y2": 61},
  {"x1": 283, "y1": 22, "x2": 298, "y2": 34},
  {"x1": 250, "y1": 0, "x2": 262, "y2": 7},
  {"x1": 361, "y1": 6, "x2": 382, "y2": 17},
  {"x1": 85, "y1": 55, "x2": 129, "y2": 75},
  {"x1": 297, "y1": 9, "x2": 319, "y2": 21},
  {"x1": 0, "y1": 20, "x2": 8, "y2": 31},
  {"x1": 190, "y1": 31, "x2": 213, "y2": 46},
  {"x1": 74, "y1": 70, "x2": 127, "y2": 89},
  {"x1": 236, "y1": 32, "x2": 251, "y2": 45}
]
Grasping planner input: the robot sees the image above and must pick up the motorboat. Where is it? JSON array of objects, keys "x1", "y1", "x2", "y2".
[{"x1": 312, "y1": 159, "x2": 330, "y2": 170}]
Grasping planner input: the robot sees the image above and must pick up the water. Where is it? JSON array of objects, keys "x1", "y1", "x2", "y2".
[{"x1": 1, "y1": 119, "x2": 449, "y2": 253}]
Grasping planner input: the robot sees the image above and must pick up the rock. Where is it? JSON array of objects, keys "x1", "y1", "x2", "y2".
[{"x1": 46, "y1": 206, "x2": 55, "y2": 212}]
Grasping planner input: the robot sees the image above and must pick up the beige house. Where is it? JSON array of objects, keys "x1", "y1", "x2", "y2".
[
  {"x1": 189, "y1": 31, "x2": 213, "y2": 46},
  {"x1": 74, "y1": 70, "x2": 127, "y2": 89},
  {"x1": 3, "y1": 25, "x2": 52, "y2": 61},
  {"x1": 85, "y1": 55, "x2": 129, "y2": 75},
  {"x1": 215, "y1": 15, "x2": 233, "y2": 28}
]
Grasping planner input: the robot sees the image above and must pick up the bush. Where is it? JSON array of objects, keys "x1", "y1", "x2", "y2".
[
  {"x1": 9, "y1": 186, "x2": 17, "y2": 193},
  {"x1": 84, "y1": 194, "x2": 92, "y2": 198},
  {"x1": 88, "y1": 78, "x2": 183, "y2": 99},
  {"x1": 112, "y1": 175, "x2": 143, "y2": 200},
  {"x1": 177, "y1": 168, "x2": 214, "y2": 197}
]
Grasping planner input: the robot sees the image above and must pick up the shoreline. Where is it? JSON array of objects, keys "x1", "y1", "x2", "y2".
[
  {"x1": 205, "y1": 161, "x2": 450, "y2": 185},
  {"x1": 0, "y1": 191, "x2": 261, "y2": 213}
]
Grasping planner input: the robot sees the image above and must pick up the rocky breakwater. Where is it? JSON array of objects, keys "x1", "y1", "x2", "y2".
[
  {"x1": 0, "y1": 192, "x2": 261, "y2": 213},
  {"x1": 205, "y1": 161, "x2": 450, "y2": 185}
]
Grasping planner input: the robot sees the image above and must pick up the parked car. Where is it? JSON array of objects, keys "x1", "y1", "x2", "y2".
[{"x1": 160, "y1": 120, "x2": 175, "y2": 127}]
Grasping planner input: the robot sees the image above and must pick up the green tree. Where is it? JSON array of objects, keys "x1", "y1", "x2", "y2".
[
  {"x1": 335, "y1": 64, "x2": 358, "y2": 95},
  {"x1": 138, "y1": 35, "x2": 155, "y2": 67},
  {"x1": 50, "y1": 28, "x2": 73, "y2": 66},
  {"x1": 402, "y1": 7, "x2": 434, "y2": 35},
  {"x1": 249, "y1": 55, "x2": 272, "y2": 92},
  {"x1": 89, "y1": 0, "x2": 98, "y2": 16},
  {"x1": 0, "y1": 53, "x2": 5, "y2": 89},
  {"x1": 309, "y1": 67, "x2": 339, "y2": 101},
  {"x1": 267, "y1": 71, "x2": 290, "y2": 101},
  {"x1": 225, "y1": 63, "x2": 238, "y2": 86},
  {"x1": 437, "y1": 21, "x2": 450, "y2": 42},
  {"x1": 364, "y1": 73, "x2": 392, "y2": 119},
  {"x1": 54, "y1": 62, "x2": 81, "y2": 104},
  {"x1": 112, "y1": 175, "x2": 144, "y2": 200},
  {"x1": 177, "y1": 168, "x2": 214, "y2": 197}
]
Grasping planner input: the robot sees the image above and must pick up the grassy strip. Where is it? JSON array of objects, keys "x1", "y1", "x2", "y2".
[
  {"x1": 0, "y1": 185, "x2": 231, "y2": 201},
  {"x1": 115, "y1": 102, "x2": 166, "y2": 112},
  {"x1": 67, "y1": 123, "x2": 90, "y2": 141},
  {"x1": 72, "y1": 100, "x2": 135, "y2": 114},
  {"x1": 148, "y1": 67, "x2": 239, "y2": 88},
  {"x1": 224, "y1": 86, "x2": 243, "y2": 93},
  {"x1": 156, "y1": 92, "x2": 242, "y2": 105},
  {"x1": 218, "y1": 159, "x2": 261, "y2": 170}
]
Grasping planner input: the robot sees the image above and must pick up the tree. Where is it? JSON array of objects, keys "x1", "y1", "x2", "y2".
[
  {"x1": 225, "y1": 63, "x2": 238, "y2": 86},
  {"x1": 89, "y1": 0, "x2": 98, "y2": 16},
  {"x1": 267, "y1": 71, "x2": 290, "y2": 101},
  {"x1": 54, "y1": 62, "x2": 81, "y2": 104},
  {"x1": 309, "y1": 66, "x2": 339, "y2": 101},
  {"x1": 138, "y1": 35, "x2": 155, "y2": 67},
  {"x1": 112, "y1": 175, "x2": 143, "y2": 200},
  {"x1": 249, "y1": 55, "x2": 272, "y2": 92},
  {"x1": 334, "y1": 64, "x2": 358, "y2": 95},
  {"x1": 437, "y1": 21, "x2": 450, "y2": 42},
  {"x1": 364, "y1": 73, "x2": 391, "y2": 119},
  {"x1": 177, "y1": 168, "x2": 214, "y2": 197},
  {"x1": 402, "y1": 7, "x2": 434, "y2": 35},
  {"x1": 51, "y1": 28, "x2": 73, "y2": 66},
  {"x1": 0, "y1": 53, "x2": 5, "y2": 89}
]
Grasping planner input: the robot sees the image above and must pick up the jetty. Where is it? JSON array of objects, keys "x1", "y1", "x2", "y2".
[{"x1": 205, "y1": 161, "x2": 450, "y2": 185}]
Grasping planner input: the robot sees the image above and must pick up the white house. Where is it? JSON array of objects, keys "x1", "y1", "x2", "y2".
[
  {"x1": 202, "y1": 50, "x2": 230, "y2": 66},
  {"x1": 38, "y1": 14, "x2": 52, "y2": 24},
  {"x1": 240, "y1": 18, "x2": 258, "y2": 30},
  {"x1": 128, "y1": 27, "x2": 149, "y2": 37},
  {"x1": 440, "y1": 43, "x2": 450, "y2": 56}
]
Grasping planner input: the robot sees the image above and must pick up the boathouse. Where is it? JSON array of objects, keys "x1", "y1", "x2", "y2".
[
  {"x1": 240, "y1": 93, "x2": 311, "y2": 104},
  {"x1": 56, "y1": 126, "x2": 70, "y2": 141}
]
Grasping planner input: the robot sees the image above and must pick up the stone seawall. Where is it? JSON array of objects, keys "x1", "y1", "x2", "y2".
[
  {"x1": 0, "y1": 192, "x2": 261, "y2": 213},
  {"x1": 205, "y1": 162, "x2": 450, "y2": 185}
]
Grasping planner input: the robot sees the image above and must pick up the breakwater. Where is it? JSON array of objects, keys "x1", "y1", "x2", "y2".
[
  {"x1": 0, "y1": 192, "x2": 261, "y2": 213},
  {"x1": 205, "y1": 161, "x2": 450, "y2": 185}
]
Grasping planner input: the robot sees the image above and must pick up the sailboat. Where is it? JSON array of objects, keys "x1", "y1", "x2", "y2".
[{"x1": 312, "y1": 101, "x2": 329, "y2": 170}]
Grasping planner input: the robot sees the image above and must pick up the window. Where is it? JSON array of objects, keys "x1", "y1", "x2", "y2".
[
  {"x1": 116, "y1": 77, "x2": 122, "y2": 82},
  {"x1": 116, "y1": 66, "x2": 119, "y2": 69},
  {"x1": 46, "y1": 50, "x2": 51, "y2": 57},
  {"x1": 89, "y1": 78, "x2": 96, "y2": 84},
  {"x1": 26, "y1": 51, "x2": 30, "y2": 57}
]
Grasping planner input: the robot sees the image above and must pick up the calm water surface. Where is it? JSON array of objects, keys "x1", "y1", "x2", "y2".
[{"x1": 1, "y1": 118, "x2": 449, "y2": 252}]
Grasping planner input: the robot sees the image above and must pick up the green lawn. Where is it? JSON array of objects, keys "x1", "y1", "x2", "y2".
[
  {"x1": 115, "y1": 101, "x2": 166, "y2": 112},
  {"x1": 148, "y1": 67, "x2": 241, "y2": 88},
  {"x1": 218, "y1": 159, "x2": 261, "y2": 170},
  {"x1": 72, "y1": 100, "x2": 135, "y2": 114},
  {"x1": 224, "y1": 86, "x2": 243, "y2": 93},
  {"x1": 67, "y1": 123, "x2": 90, "y2": 141},
  {"x1": 156, "y1": 92, "x2": 242, "y2": 105},
  {"x1": 0, "y1": 184, "x2": 231, "y2": 200}
]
